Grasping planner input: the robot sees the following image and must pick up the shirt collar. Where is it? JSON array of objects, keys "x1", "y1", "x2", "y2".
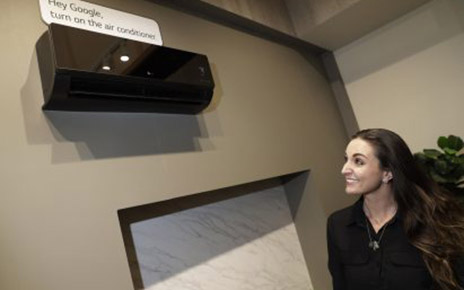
[{"x1": 345, "y1": 197, "x2": 365, "y2": 227}]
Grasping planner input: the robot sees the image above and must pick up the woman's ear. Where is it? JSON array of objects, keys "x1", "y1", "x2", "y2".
[{"x1": 383, "y1": 171, "x2": 393, "y2": 184}]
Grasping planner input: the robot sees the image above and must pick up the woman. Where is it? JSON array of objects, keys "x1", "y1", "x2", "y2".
[{"x1": 327, "y1": 128, "x2": 464, "y2": 290}]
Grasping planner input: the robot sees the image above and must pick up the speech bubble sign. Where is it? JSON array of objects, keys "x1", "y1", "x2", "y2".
[{"x1": 39, "y1": 0, "x2": 163, "y2": 45}]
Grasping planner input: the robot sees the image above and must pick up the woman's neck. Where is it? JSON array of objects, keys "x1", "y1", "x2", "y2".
[{"x1": 363, "y1": 188, "x2": 397, "y2": 231}]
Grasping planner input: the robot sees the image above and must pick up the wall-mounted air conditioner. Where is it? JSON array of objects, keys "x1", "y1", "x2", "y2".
[{"x1": 36, "y1": 24, "x2": 215, "y2": 114}]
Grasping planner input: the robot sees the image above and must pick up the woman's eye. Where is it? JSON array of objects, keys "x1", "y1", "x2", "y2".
[{"x1": 355, "y1": 158, "x2": 364, "y2": 165}]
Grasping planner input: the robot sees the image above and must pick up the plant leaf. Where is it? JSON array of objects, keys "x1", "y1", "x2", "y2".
[
  {"x1": 444, "y1": 147, "x2": 458, "y2": 155},
  {"x1": 434, "y1": 159, "x2": 449, "y2": 175},
  {"x1": 414, "y1": 152, "x2": 429, "y2": 163},
  {"x1": 450, "y1": 156, "x2": 461, "y2": 164},
  {"x1": 448, "y1": 135, "x2": 464, "y2": 151},
  {"x1": 456, "y1": 164, "x2": 464, "y2": 176},
  {"x1": 430, "y1": 170, "x2": 449, "y2": 183},
  {"x1": 423, "y1": 149, "x2": 442, "y2": 159},
  {"x1": 437, "y1": 136, "x2": 448, "y2": 150}
]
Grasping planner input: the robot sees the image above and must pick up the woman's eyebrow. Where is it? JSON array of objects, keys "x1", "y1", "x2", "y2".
[{"x1": 352, "y1": 153, "x2": 368, "y2": 159}]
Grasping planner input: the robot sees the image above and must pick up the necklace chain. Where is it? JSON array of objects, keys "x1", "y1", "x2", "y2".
[
  {"x1": 363, "y1": 202, "x2": 397, "y2": 226},
  {"x1": 362, "y1": 201, "x2": 397, "y2": 251},
  {"x1": 366, "y1": 218, "x2": 389, "y2": 251}
]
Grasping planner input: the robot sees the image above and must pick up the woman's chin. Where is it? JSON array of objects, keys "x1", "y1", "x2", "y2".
[{"x1": 345, "y1": 187, "x2": 360, "y2": 195}]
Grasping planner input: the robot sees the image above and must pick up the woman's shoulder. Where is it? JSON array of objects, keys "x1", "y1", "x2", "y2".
[{"x1": 328, "y1": 199, "x2": 360, "y2": 225}]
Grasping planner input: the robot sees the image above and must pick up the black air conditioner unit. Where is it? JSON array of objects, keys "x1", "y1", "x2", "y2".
[{"x1": 36, "y1": 24, "x2": 215, "y2": 114}]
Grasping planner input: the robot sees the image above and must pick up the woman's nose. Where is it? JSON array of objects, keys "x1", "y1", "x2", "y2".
[{"x1": 341, "y1": 162, "x2": 350, "y2": 175}]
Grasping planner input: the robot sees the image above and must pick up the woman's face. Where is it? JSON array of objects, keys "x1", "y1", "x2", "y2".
[{"x1": 341, "y1": 138, "x2": 390, "y2": 195}]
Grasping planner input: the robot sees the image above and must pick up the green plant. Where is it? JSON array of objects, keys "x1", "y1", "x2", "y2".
[{"x1": 414, "y1": 135, "x2": 464, "y2": 198}]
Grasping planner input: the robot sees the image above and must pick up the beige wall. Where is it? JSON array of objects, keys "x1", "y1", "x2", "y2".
[
  {"x1": 334, "y1": 0, "x2": 464, "y2": 152},
  {"x1": 0, "y1": 0, "x2": 350, "y2": 289}
]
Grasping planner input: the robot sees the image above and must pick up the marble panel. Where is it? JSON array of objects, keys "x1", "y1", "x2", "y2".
[{"x1": 131, "y1": 185, "x2": 313, "y2": 290}]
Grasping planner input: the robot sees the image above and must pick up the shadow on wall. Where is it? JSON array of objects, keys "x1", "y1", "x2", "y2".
[
  {"x1": 336, "y1": 0, "x2": 464, "y2": 84},
  {"x1": 19, "y1": 49, "x2": 223, "y2": 163},
  {"x1": 118, "y1": 173, "x2": 311, "y2": 290}
]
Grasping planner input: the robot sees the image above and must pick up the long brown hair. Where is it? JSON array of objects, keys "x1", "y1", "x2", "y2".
[{"x1": 354, "y1": 128, "x2": 464, "y2": 290}]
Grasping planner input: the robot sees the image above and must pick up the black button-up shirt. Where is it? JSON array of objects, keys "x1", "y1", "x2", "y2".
[{"x1": 327, "y1": 198, "x2": 436, "y2": 290}]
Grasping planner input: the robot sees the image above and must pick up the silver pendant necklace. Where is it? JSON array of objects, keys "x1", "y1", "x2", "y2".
[
  {"x1": 366, "y1": 218, "x2": 389, "y2": 251},
  {"x1": 363, "y1": 202, "x2": 396, "y2": 251}
]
